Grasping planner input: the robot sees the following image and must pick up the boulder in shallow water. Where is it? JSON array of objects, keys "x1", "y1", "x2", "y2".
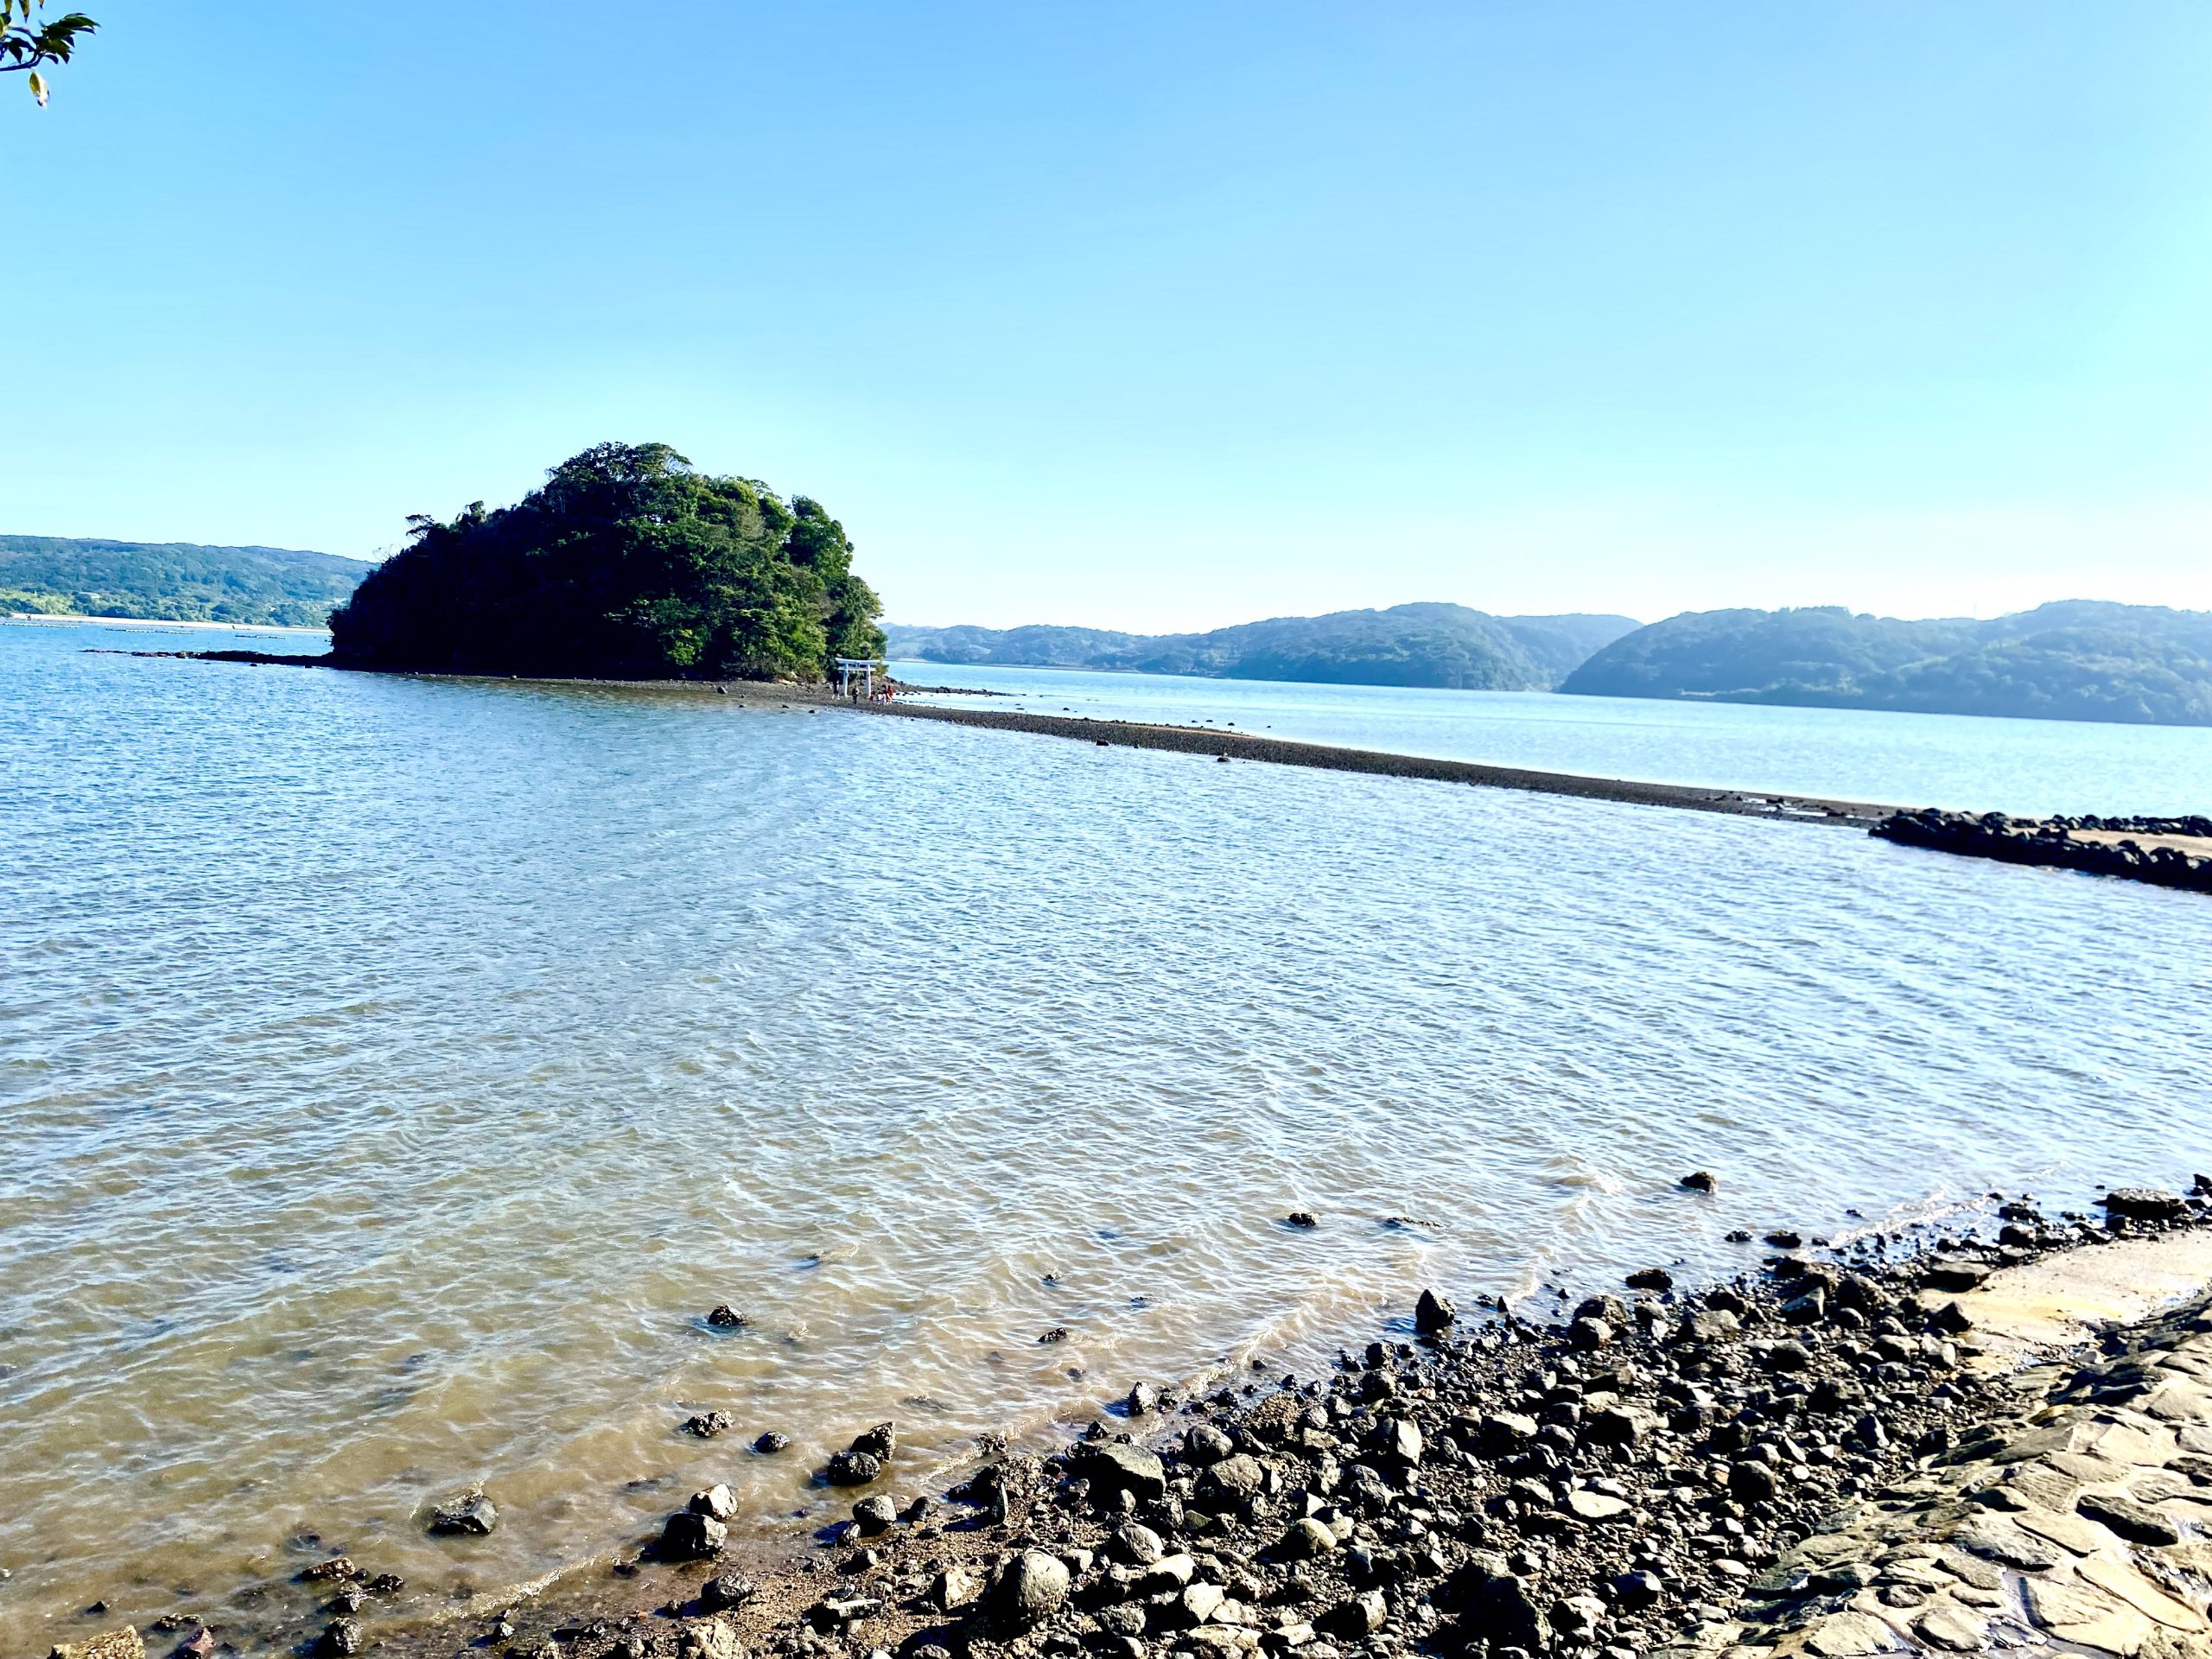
[
  {"x1": 428, "y1": 1491, "x2": 498, "y2": 1535},
  {"x1": 849, "y1": 1422, "x2": 897, "y2": 1461},
  {"x1": 1680, "y1": 1171, "x2": 1717, "y2": 1192},
  {"x1": 2102, "y1": 1188, "x2": 2188, "y2": 1222},
  {"x1": 689, "y1": 1484, "x2": 737, "y2": 1521},
  {"x1": 1415, "y1": 1288, "x2": 1457, "y2": 1332},
  {"x1": 660, "y1": 1510, "x2": 728, "y2": 1560},
  {"x1": 825, "y1": 1450, "x2": 881, "y2": 1486}
]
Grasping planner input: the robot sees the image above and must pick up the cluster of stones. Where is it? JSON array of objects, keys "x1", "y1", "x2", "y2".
[
  {"x1": 65, "y1": 1188, "x2": 2212, "y2": 1659},
  {"x1": 382, "y1": 1186, "x2": 2212, "y2": 1659},
  {"x1": 1872, "y1": 810, "x2": 2212, "y2": 893}
]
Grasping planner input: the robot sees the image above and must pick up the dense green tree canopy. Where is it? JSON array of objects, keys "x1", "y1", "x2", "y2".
[{"x1": 328, "y1": 443, "x2": 884, "y2": 681}]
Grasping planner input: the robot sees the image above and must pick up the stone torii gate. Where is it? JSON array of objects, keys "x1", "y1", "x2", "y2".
[{"x1": 834, "y1": 658, "x2": 887, "y2": 699}]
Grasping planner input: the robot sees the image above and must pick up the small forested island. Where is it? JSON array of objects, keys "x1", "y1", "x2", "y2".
[
  {"x1": 887, "y1": 604, "x2": 1638, "y2": 691},
  {"x1": 329, "y1": 443, "x2": 884, "y2": 679},
  {"x1": 0, "y1": 534, "x2": 367, "y2": 626},
  {"x1": 1563, "y1": 601, "x2": 2212, "y2": 727}
]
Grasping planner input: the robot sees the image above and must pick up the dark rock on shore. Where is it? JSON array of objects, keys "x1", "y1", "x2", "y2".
[
  {"x1": 697, "y1": 1573, "x2": 753, "y2": 1613},
  {"x1": 1071, "y1": 1438, "x2": 1167, "y2": 1501},
  {"x1": 1415, "y1": 1288, "x2": 1457, "y2": 1332}
]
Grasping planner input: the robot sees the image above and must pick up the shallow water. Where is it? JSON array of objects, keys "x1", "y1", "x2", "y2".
[
  {"x1": 894, "y1": 659, "x2": 2212, "y2": 815},
  {"x1": 3, "y1": 621, "x2": 2209, "y2": 1653}
]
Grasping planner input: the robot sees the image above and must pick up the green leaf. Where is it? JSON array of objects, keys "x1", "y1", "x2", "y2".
[{"x1": 28, "y1": 66, "x2": 44, "y2": 103}]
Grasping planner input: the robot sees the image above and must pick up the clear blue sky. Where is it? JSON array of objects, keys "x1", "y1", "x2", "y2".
[{"x1": 9, "y1": 3, "x2": 2211, "y2": 630}]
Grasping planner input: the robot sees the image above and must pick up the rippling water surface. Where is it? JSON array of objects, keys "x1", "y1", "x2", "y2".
[
  {"x1": 3, "y1": 621, "x2": 2209, "y2": 1653},
  {"x1": 894, "y1": 659, "x2": 2212, "y2": 815}
]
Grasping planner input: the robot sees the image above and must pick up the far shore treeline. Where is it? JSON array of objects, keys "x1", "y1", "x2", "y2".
[
  {"x1": 327, "y1": 442, "x2": 885, "y2": 681},
  {"x1": 13, "y1": 477, "x2": 2212, "y2": 723}
]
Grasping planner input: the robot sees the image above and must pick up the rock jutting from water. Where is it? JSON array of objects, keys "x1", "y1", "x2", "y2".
[{"x1": 257, "y1": 1178, "x2": 2212, "y2": 1659}]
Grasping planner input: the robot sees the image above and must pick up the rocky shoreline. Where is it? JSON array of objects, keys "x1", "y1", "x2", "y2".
[
  {"x1": 50, "y1": 1181, "x2": 2212, "y2": 1659},
  {"x1": 1872, "y1": 811, "x2": 2212, "y2": 894}
]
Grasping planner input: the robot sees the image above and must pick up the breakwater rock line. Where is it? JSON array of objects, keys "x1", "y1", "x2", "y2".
[
  {"x1": 862, "y1": 702, "x2": 1893, "y2": 827},
  {"x1": 1872, "y1": 810, "x2": 2212, "y2": 894},
  {"x1": 159, "y1": 1182, "x2": 2212, "y2": 1659}
]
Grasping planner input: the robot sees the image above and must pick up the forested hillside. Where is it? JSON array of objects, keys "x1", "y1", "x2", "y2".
[
  {"x1": 1562, "y1": 602, "x2": 2212, "y2": 726},
  {"x1": 888, "y1": 604, "x2": 1639, "y2": 691},
  {"x1": 1, "y1": 536, "x2": 369, "y2": 627}
]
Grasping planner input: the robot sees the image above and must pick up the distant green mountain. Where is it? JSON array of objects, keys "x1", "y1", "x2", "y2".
[
  {"x1": 1, "y1": 535, "x2": 371, "y2": 628},
  {"x1": 887, "y1": 604, "x2": 1640, "y2": 691},
  {"x1": 1561, "y1": 601, "x2": 2212, "y2": 727}
]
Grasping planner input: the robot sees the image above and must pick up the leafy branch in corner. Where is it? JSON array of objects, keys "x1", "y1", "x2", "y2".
[{"x1": 3, "y1": 0, "x2": 97, "y2": 105}]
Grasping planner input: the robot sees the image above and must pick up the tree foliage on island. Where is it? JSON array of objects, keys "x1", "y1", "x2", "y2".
[
  {"x1": 328, "y1": 442, "x2": 885, "y2": 682},
  {"x1": 3, "y1": 0, "x2": 96, "y2": 104}
]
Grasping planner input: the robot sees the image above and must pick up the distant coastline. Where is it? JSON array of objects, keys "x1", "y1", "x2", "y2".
[
  {"x1": 7, "y1": 612, "x2": 329, "y2": 634},
  {"x1": 17, "y1": 526, "x2": 2212, "y2": 728}
]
